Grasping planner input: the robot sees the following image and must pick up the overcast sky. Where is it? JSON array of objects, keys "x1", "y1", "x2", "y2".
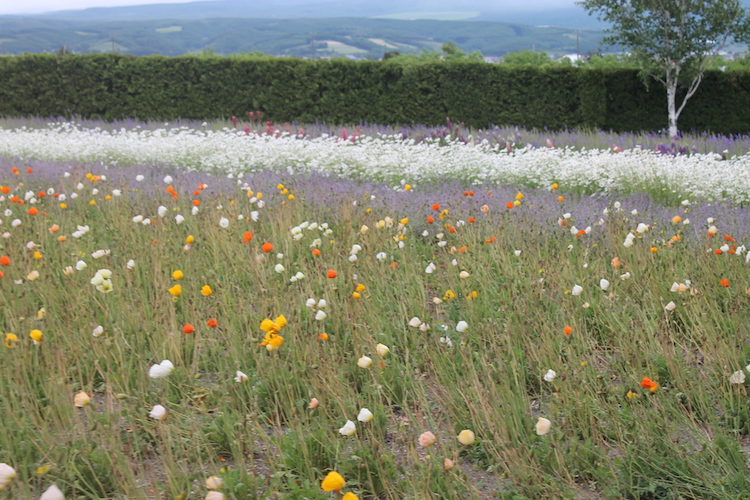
[{"x1": 0, "y1": 0, "x2": 578, "y2": 15}]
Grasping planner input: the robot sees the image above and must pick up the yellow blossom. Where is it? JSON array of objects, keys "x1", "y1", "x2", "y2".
[
  {"x1": 33, "y1": 251, "x2": 42, "y2": 260},
  {"x1": 321, "y1": 471, "x2": 345, "y2": 492},
  {"x1": 4, "y1": 333, "x2": 18, "y2": 348},
  {"x1": 59, "y1": 203, "x2": 67, "y2": 209},
  {"x1": 29, "y1": 329, "x2": 43, "y2": 344},
  {"x1": 168, "y1": 284, "x2": 182, "y2": 297},
  {"x1": 172, "y1": 270, "x2": 184, "y2": 280},
  {"x1": 356, "y1": 284, "x2": 366, "y2": 292},
  {"x1": 185, "y1": 235, "x2": 194, "y2": 244},
  {"x1": 201, "y1": 285, "x2": 213, "y2": 296}
]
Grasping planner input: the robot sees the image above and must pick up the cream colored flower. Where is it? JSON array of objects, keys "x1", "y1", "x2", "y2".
[
  {"x1": 543, "y1": 369, "x2": 557, "y2": 382},
  {"x1": 456, "y1": 321, "x2": 468, "y2": 333},
  {"x1": 357, "y1": 408, "x2": 373, "y2": 422},
  {"x1": 0, "y1": 463, "x2": 16, "y2": 490},
  {"x1": 357, "y1": 356, "x2": 372, "y2": 369},
  {"x1": 730, "y1": 370, "x2": 746, "y2": 384},
  {"x1": 149, "y1": 360, "x2": 174, "y2": 379},
  {"x1": 234, "y1": 371, "x2": 248, "y2": 383},
  {"x1": 149, "y1": 405, "x2": 167, "y2": 420},
  {"x1": 535, "y1": 417, "x2": 551, "y2": 435},
  {"x1": 408, "y1": 317, "x2": 422, "y2": 328},
  {"x1": 664, "y1": 301, "x2": 677, "y2": 312},
  {"x1": 376, "y1": 343, "x2": 390, "y2": 356},
  {"x1": 339, "y1": 420, "x2": 356, "y2": 436},
  {"x1": 39, "y1": 484, "x2": 64, "y2": 500},
  {"x1": 457, "y1": 429, "x2": 475, "y2": 445}
]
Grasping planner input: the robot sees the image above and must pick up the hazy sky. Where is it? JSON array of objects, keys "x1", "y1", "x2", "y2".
[{"x1": 0, "y1": 0, "x2": 578, "y2": 16}]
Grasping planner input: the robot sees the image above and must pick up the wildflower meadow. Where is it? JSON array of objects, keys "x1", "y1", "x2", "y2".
[{"x1": 2, "y1": 118, "x2": 750, "y2": 499}]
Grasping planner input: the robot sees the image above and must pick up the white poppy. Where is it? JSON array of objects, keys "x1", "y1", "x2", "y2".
[
  {"x1": 149, "y1": 360, "x2": 174, "y2": 379},
  {"x1": 39, "y1": 484, "x2": 64, "y2": 500},
  {"x1": 571, "y1": 284, "x2": 583, "y2": 296},
  {"x1": 149, "y1": 405, "x2": 167, "y2": 420},
  {"x1": 234, "y1": 371, "x2": 248, "y2": 383},
  {"x1": 730, "y1": 370, "x2": 746, "y2": 384},
  {"x1": 456, "y1": 321, "x2": 469, "y2": 333},
  {"x1": 339, "y1": 420, "x2": 356, "y2": 436},
  {"x1": 543, "y1": 369, "x2": 557, "y2": 382},
  {"x1": 357, "y1": 356, "x2": 372, "y2": 368},
  {"x1": 357, "y1": 408, "x2": 374, "y2": 422},
  {"x1": 535, "y1": 417, "x2": 551, "y2": 435}
]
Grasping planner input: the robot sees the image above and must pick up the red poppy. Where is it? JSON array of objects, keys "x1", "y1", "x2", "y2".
[
  {"x1": 506, "y1": 202, "x2": 513, "y2": 209},
  {"x1": 261, "y1": 242, "x2": 273, "y2": 253},
  {"x1": 206, "y1": 318, "x2": 218, "y2": 328},
  {"x1": 183, "y1": 323, "x2": 195, "y2": 334},
  {"x1": 427, "y1": 216, "x2": 434, "y2": 224},
  {"x1": 720, "y1": 278, "x2": 730, "y2": 288},
  {"x1": 431, "y1": 203, "x2": 440, "y2": 211},
  {"x1": 468, "y1": 217, "x2": 475, "y2": 223},
  {"x1": 27, "y1": 207, "x2": 38, "y2": 216},
  {"x1": 327, "y1": 270, "x2": 337, "y2": 279},
  {"x1": 0, "y1": 256, "x2": 10, "y2": 266},
  {"x1": 242, "y1": 231, "x2": 253, "y2": 243}
]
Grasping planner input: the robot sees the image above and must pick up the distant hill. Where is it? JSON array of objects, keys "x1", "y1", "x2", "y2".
[
  {"x1": 18, "y1": 0, "x2": 610, "y2": 30},
  {"x1": 0, "y1": 16, "x2": 607, "y2": 57}
]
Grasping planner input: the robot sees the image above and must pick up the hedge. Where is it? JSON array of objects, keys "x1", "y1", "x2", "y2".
[{"x1": 1, "y1": 53, "x2": 750, "y2": 134}]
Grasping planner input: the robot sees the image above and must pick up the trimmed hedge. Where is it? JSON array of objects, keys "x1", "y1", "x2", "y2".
[{"x1": 1, "y1": 53, "x2": 750, "y2": 133}]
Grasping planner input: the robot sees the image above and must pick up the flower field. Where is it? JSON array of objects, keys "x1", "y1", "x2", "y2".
[{"x1": 2, "y1": 120, "x2": 750, "y2": 499}]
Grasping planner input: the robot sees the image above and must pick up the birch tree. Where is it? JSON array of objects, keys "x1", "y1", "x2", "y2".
[{"x1": 578, "y1": 0, "x2": 750, "y2": 137}]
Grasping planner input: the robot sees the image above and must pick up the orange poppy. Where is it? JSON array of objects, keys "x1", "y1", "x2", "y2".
[
  {"x1": 311, "y1": 248, "x2": 321, "y2": 256},
  {"x1": 183, "y1": 323, "x2": 195, "y2": 334},
  {"x1": 327, "y1": 270, "x2": 337, "y2": 279},
  {"x1": 720, "y1": 279, "x2": 730, "y2": 288},
  {"x1": 484, "y1": 237, "x2": 495, "y2": 244},
  {"x1": 37, "y1": 191, "x2": 46, "y2": 198},
  {"x1": 318, "y1": 333, "x2": 329, "y2": 341},
  {"x1": 468, "y1": 217, "x2": 475, "y2": 223},
  {"x1": 0, "y1": 256, "x2": 9, "y2": 266},
  {"x1": 27, "y1": 207, "x2": 38, "y2": 216},
  {"x1": 431, "y1": 203, "x2": 440, "y2": 211},
  {"x1": 563, "y1": 325, "x2": 572, "y2": 336},
  {"x1": 506, "y1": 202, "x2": 513, "y2": 209},
  {"x1": 206, "y1": 318, "x2": 218, "y2": 328},
  {"x1": 0, "y1": 186, "x2": 9, "y2": 194},
  {"x1": 192, "y1": 200, "x2": 200, "y2": 206},
  {"x1": 427, "y1": 216, "x2": 434, "y2": 224},
  {"x1": 640, "y1": 377, "x2": 658, "y2": 392},
  {"x1": 261, "y1": 242, "x2": 273, "y2": 253},
  {"x1": 242, "y1": 231, "x2": 253, "y2": 243},
  {"x1": 715, "y1": 249, "x2": 723, "y2": 255}
]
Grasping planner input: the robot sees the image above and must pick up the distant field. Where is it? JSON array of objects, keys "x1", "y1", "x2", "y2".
[
  {"x1": 373, "y1": 11, "x2": 481, "y2": 21},
  {"x1": 319, "y1": 40, "x2": 368, "y2": 55},
  {"x1": 155, "y1": 26, "x2": 183, "y2": 33}
]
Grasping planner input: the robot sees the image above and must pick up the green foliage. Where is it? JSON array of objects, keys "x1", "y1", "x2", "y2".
[
  {"x1": 501, "y1": 49, "x2": 555, "y2": 66},
  {"x1": 578, "y1": 0, "x2": 750, "y2": 134},
  {"x1": 2, "y1": 53, "x2": 750, "y2": 133}
]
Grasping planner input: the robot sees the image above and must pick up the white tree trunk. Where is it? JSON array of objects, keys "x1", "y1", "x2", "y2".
[{"x1": 667, "y1": 83, "x2": 678, "y2": 138}]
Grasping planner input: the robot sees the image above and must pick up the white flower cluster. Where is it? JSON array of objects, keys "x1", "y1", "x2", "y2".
[{"x1": 4, "y1": 123, "x2": 750, "y2": 202}]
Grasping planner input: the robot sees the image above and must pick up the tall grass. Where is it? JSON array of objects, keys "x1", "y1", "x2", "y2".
[{"x1": 1, "y1": 166, "x2": 750, "y2": 499}]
